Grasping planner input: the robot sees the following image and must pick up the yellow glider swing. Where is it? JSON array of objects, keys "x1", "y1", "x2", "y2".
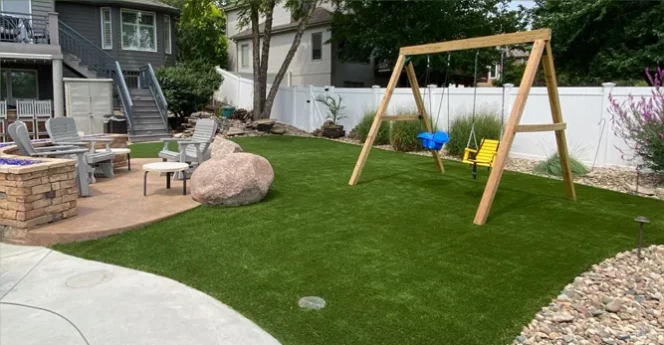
[{"x1": 460, "y1": 50, "x2": 505, "y2": 179}]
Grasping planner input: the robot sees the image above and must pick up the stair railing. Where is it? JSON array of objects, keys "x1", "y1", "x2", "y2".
[
  {"x1": 113, "y1": 62, "x2": 135, "y2": 134},
  {"x1": 58, "y1": 21, "x2": 114, "y2": 77},
  {"x1": 139, "y1": 64, "x2": 169, "y2": 126}
]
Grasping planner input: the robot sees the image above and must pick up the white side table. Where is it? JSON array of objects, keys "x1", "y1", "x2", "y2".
[
  {"x1": 97, "y1": 148, "x2": 132, "y2": 171},
  {"x1": 142, "y1": 162, "x2": 189, "y2": 196}
]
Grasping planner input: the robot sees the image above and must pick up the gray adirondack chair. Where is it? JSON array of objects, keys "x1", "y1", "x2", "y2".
[
  {"x1": 8, "y1": 121, "x2": 92, "y2": 197},
  {"x1": 159, "y1": 118, "x2": 217, "y2": 168},
  {"x1": 46, "y1": 117, "x2": 115, "y2": 180}
]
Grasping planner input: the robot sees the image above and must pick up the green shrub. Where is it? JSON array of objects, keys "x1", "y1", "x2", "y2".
[
  {"x1": 533, "y1": 153, "x2": 589, "y2": 177},
  {"x1": 355, "y1": 111, "x2": 390, "y2": 145},
  {"x1": 446, "y1": 111, "x2": 502, "y2": 158},
  {"x1": 155, "y1": 62, "x2": 223, "y2": 119},
  {"x1": 390, "y1": 119, "x2": 421, "y2": 152}
]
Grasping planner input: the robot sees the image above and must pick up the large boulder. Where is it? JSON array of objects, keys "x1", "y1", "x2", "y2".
[
  {"x1": 191, "y1": 153, "x2": 274, "y2": 206},
  {"x1": 210, "y1": 135, "x2": 243, "y2": 159}
]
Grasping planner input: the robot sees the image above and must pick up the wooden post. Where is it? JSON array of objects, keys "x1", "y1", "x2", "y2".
[
  {"x1": 542, "y1": 41, "x2": 576, "y2": 201},
  {"x1": 348, "y1": 54, "x2": 406, "y2": 185},
  {"x1": 405, "y1": 62, "x2": 444, "y2": 172},
  {"x1": 473, "y1": 39, "x2": 546, "y2": 225}
]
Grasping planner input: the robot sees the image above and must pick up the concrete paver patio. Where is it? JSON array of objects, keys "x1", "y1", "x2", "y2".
[
  {"x1": 0, "y1": 243, "x2": 282, "y2": 345},
  {"x1": 21, "y1": 158, "x2": 200, "y2": 246}
]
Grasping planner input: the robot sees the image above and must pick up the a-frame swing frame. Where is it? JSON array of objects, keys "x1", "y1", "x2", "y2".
[{"x1": 348, "y1": 29, "x2": 577, "y2": 225}]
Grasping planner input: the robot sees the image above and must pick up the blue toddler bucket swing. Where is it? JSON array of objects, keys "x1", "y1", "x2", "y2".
[{"x1": 416, "y1": 53, "x2": 451, "y2": 151}]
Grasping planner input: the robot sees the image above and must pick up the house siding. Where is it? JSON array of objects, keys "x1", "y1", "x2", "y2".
[
  {"x1": 31, "y1": 0, "x2": 54, "y2": 19},
  {"x1": 235, "y1": 26, "x2": 334, "y2": 86},
  {"x1": 55, "y1": 2, "x2": 176, "y2": 73}
]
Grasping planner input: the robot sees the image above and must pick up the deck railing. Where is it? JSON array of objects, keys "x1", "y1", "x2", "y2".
[
  {"x1": 0, "y1": 11, "x2": 50, "y2": 44},
  {"x1": 139, "y1": 64, "x2": 169, "y2": 125}
]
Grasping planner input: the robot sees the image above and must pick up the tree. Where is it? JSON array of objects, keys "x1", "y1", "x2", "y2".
[
  {"x1": 330, "y1": 0, "x2": 524, "y2": 84},
  {"x1": 156, "y1": 63, "x2": 224, "y2": 124},
  {"x1": 531, "y1": 0, "x2": 664, "y2": 85},
  {"x1": 233, "y1": 0, "x2": 320, "y2": 119},
  {"x1": 177, "y1": 0, "x2": 229, "y2": 68}
]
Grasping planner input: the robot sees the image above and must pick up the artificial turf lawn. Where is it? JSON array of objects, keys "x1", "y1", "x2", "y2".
[{"x1": 57, "y1": 136, "x2": 664, "y2": 345}]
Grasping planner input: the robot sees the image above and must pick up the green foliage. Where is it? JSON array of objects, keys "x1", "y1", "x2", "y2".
[
  {"x1": 355, "y1": 111, "x2": 390, "y2": 145},
  {"x1": 390, "y1": 114, "x2": 421, "y2": 152},
  {"x1": 331, "y1": 0, "x2": 525, "y2": 77},
  {"x1": 609, "y1": 68, "x2": 664, "y2": 174},
  {"x1": 533, "y1": 153, "x2": 589, "y2": 177},
  {"x1": 155, "y1": 63, "x2": 223, "y2": 118},
  {"x1": 316, "y1": 95, "x2": 346, "y2": 125},
  {"x1": 446, "y1": 111, "x2": 503, "y2": 158},
  {"x1": 531, "y1": 0, "x2": 663, "y2": 84},
  {"x1": 177, "y1": 0, "x2": 228, "y2": 68}
]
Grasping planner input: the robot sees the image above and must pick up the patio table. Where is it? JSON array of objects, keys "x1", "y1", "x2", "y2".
[{"x1": 142, "y1": 162, "x2": 189, "y2": 196}]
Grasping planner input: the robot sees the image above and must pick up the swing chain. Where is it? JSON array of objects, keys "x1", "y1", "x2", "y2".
[{"x1": 467, "y1": 50, "x2": 480, "y2": 149}]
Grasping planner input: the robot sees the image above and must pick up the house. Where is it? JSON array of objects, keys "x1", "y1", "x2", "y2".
[
  {"x1": 0, "y1": 0, "x2": 177, "y2": 141},
  {"x1": 224, "y1": 3, "x2": 376, "y2": 88}
]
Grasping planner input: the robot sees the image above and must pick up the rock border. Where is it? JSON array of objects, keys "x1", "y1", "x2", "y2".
[{"x1": 511, "y1": 245, "x2": 663, "y2": 345}]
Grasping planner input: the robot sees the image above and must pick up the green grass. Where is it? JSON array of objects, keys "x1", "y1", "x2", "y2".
[
  {"x1": 58, "y1": 137, "x2": 663, "y2": 345},
  {"x1": 128, "y1": 141, "x2": 175, "y2": 158}
]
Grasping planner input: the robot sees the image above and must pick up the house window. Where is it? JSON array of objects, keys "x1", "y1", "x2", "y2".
[
  {"x1": 0, "y1": 0, "x2": 30, "y2": 15},
  {"x1": 0, "y1": 69, "x2": 38, "y2": 104},
  {"x1": 164, "y1": 15, "x2": 172, "y2": 54},
  {"x1": 101, "y1": 8, "x2": 113, "y2": 50},
  {"x1": 121, "y1": 9, "x2": 157, "y2": 52},
  {"x1": 312, "y1": 32, "x2": 322, "y2": 60},
  {"x1": 241, "y1": 44, "x2": 249, "y2": 68}
]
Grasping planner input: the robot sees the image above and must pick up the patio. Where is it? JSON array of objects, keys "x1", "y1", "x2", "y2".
[{"x1": 5, "y1": 158, "x2": 199, "y2": 246}]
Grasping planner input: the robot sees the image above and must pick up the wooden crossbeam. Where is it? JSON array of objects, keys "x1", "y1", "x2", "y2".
[
  {"x1": 515, "y1": 123, "x2": 567, "y2": 132},
  {"x1": 400, "y1": 29, "x2": 551, "y2": 56},
  {"x1": 383, "y1": 115, "x2": 420, "y2": 121}
]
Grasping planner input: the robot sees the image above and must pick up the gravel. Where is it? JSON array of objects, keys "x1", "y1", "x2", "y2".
[{"x1": 509, "y1": 245, "x2": 664, "y2": 345}]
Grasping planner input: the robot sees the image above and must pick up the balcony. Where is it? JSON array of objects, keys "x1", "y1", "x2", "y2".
[{"x1": 0, "y1": 11, "x2": 61, "y2": 58}]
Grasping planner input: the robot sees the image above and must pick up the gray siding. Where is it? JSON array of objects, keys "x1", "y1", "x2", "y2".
[
  {"x1": 55, "y1": 2, "x2": 176, "y2": 73},
  {"x1": 31, "y1": 0, "x2": 54, "y2": 20}
]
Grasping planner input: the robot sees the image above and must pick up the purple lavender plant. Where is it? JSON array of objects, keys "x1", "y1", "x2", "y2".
[{"x1": 609, "y1": 67, "x2": 664, "y2": 174}]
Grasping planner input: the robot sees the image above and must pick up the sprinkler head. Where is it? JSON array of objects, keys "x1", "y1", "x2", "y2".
[{"x1": 634, "y1": 216, "x2": 650, "y2": 224}]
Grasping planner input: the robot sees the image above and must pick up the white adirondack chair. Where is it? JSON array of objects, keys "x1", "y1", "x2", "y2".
[
  {"x1": 8, "y1": 121, "x2": 92, "y2": 197},
  {"x1": 46, "y1": 117, "x2": 115, "y2": 180}
]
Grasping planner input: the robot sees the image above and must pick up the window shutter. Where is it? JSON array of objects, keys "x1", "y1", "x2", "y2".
[
  {"x1": 164, "y1": 15, "x2": 172, "y2": 54},
  {"x1": 101, "y1": 8, "x2": 113, "y2": 49}
]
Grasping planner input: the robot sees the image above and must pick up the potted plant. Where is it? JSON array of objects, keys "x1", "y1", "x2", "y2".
[{"x1": 316, "y1": 95, "x2": 346, "y2": 138}]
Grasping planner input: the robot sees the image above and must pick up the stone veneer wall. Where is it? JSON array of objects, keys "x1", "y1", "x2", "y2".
[{"x1": 0, "y1": 159, "x2": 78, "y2": 243}]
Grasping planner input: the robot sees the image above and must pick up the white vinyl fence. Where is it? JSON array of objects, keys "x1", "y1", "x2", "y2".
[{"x1": 215, "y1": 68, "x2": 652, "y2": 168}]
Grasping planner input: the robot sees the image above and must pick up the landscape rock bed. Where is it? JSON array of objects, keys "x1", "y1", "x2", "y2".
[{"x1": 510, "y1": 245, "x2": 664, "y2": 345}]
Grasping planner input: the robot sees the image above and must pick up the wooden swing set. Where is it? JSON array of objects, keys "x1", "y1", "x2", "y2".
[{"x1": 348, "y1": 29, "x2": 577, "y2": 225}]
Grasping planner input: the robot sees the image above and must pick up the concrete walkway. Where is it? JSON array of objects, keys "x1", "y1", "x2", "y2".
[
  {"x1": 0, "y1": 243, "x2": 282, "y2": 345},
  {"x1": 22, "y1": 158, "x2": 200, "y2": 246}
]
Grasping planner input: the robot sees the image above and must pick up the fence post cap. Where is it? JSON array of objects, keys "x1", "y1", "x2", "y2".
[
  {"x1": 372, "y1": 85, "x2": 380, "y2": 89},
  {"x1": 503, "y1": 83, "x2": 515, "y2": 87},
  {"x1": 602, "y1": 82, "x2": 616, "y2": 87}
]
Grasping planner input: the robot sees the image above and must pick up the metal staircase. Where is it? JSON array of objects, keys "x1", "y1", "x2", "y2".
[{"x1": 58, "y1": 21, "x2": 169, "y2": 142}]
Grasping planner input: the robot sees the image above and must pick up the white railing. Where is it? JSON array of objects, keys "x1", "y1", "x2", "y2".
[
  {"x1": 34, "y1": 100, "x2": 52, "y2": 118},
  {"x1": 215, "y1": 68, "x2": 654, "y2": 169},
  {"x1": 0, "y1": 101, "x2": 6, "y2": 119}
]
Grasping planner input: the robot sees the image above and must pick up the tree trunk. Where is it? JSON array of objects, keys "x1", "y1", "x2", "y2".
[
  {"x1": 255, "y1": 0, "x2": 276, "y2": 119},
  {"x1": 262, "y1": 1, "x2": 319, "y2": 119},
  {"x1": 250, "y1": 3, "x2": 261, "y2": 116}
]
